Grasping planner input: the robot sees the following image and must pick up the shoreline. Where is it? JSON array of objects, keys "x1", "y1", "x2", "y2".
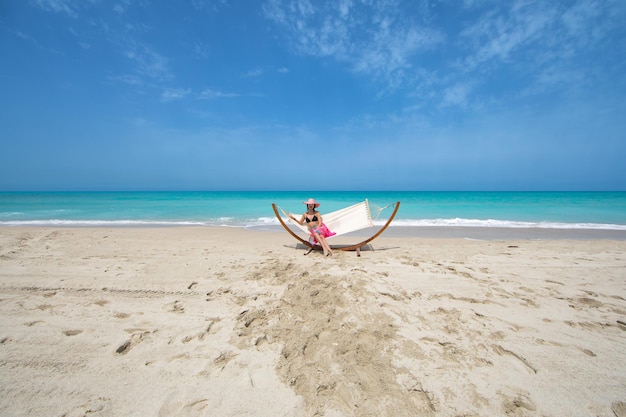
[
  {"x1": 251, "y1": 225, "x2": 626, "y2": 240},
  {"x1": 4, "y1": 224, "x2": 626, "y2": 241}
]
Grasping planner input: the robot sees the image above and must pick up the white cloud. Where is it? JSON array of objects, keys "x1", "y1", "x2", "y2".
[
  {"x1": 124, "y1": 43, "x2": 170, "y2": 80},
  {"x1": 441, "y1": 83, "x2": 473, "y2": 108},
  {"x1": 244, "y1": 68, "x2": 264, "y2": 78},
  {"x1": 460, "y1": 4, "x2": 552, "y2": 70},
  {"x1": 161, "y1": 88, "x2": 191, "y2": 102},
  {"x1": 193, "y1": 42, "x2": 210, "y2": 59},
  {"x1": 264, "y1": 0, "x2": 624, "y2": 111},
  {"x1": 109, "y1": 74, "x2": 144, "y2": 86},
  {"x1": 199, "y1": 89, "x2": 240, "y2": 99},
  {"x1": 191, "y1": 0, "x2": 229, "y2": 12},
  {"x1": 263, "y1": 0, "x2": 442, "y2": 88},
  {"x1": 31, "y1": 0, "x2": 79, "y2": 18}
]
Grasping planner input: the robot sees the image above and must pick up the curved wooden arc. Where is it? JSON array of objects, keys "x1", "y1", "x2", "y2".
[{"x1": 272, "y1": 202, "x2": 401, "y2": 252}]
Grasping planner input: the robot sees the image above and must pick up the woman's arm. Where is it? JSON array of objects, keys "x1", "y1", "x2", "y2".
[{"x1": 289, "y1": 213, "x2": 306, "y2": 225}]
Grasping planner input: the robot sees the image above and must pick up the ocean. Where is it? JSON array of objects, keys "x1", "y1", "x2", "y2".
[{"x1": 1, "y1": 191, "x2": 626, "y2": 232}]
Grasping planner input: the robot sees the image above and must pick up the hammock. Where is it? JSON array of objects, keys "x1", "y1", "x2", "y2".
[{"x1": 272, "y1": 200, "x2": 400, "y2": 256}]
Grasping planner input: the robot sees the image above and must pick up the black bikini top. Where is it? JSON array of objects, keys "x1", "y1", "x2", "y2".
[{"x1": 305, "y1": 214, "x2": 318, "y2": 223}]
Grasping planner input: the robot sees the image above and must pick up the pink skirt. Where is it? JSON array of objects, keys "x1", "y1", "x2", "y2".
[{"x1": 309, "y1": 224, "x2": 336, "y2": 244}]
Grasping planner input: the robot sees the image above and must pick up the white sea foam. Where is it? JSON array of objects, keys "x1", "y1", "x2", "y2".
[
  {"x1": 0, "y1": 212, "x2": 24, "y2": 217},
  {"x1": 2, "y1": 217, "x2": 626, "y2": 230},
  {"x1": 0, "y1": 220, "x2": 208, "y2": 227},
  {"x1": 383, "y1": 218, "x2": 626, "y2": 230},
  {"x1": 249, "y1": 217, "x2": 626, "y2": 230}
]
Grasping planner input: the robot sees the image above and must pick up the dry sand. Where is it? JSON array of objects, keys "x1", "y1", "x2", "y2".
[{"x1": 1, "y1": 226, "x2": 625, "y2": 417}]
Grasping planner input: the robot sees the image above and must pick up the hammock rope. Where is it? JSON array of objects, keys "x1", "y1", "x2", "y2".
[{"x1": 370, "y1": 202, "x2": 396, "y2": 220}]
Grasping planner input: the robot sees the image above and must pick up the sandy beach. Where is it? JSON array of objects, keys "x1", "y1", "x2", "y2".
[{"x1": 1, "y1": 226, "x2": 625, "y2": 417}]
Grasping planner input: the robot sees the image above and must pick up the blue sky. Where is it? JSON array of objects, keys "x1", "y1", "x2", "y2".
[{"x1": 1, "y1": 0, "x2": 625, "y2": 191}]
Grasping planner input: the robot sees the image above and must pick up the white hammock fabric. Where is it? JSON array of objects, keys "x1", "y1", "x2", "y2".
[{"x1": 280, "y1": 200, "x2": 373, "y2": 238}]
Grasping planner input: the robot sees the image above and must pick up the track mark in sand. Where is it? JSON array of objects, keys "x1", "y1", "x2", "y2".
[
  {"x1": 187, "y1": 281, "x2": 198, "y2": 290},
  {"x1": 63, "y1": 329, "x2": 83, "y2": 336},
  {"x1": 577, "y1": 297, "x2": 603, "y2": 308},
  {"x1": 183, "y1": 399, "x2": 209, "y2": 413},
  {"x1": 234, "y1": 260, "x2": 435, "y2": 417},
  {"x1": 581, "y1": 348, "x2": 596, "y2": 357},
  {"x1": 165, "y1": 300, "x2": 185, "y2": 314},
  {"x1": 501, "y1": 392, "x2": 536, "y2": 416},
  {"x1": 213, "y1": 351, "x2": 237, "y2": 370},
  {"x1": 612, "y1": 401, "x2": 626, "y2": 417},
  {"x1": 61, "y1": 396, "x2": 110, "y2": 417},
  {"x1": 115, "y1": 331, "x2": 149, "y2": 355},
  {"x1": 182, "y1": 320, "x2": 220, "y2": 343},
  {"x1": 377, "y1": 290, "x2": 409, "y2": 302},
  {"x1": 158, "y1": 393, "x2": 211, "y2": 417},
  {"x1": 2, "y1": 285, "x2": 202, "y2": 297},
  {"x1": 492, "y1": 345, "x2": 537, "y2": 374}
]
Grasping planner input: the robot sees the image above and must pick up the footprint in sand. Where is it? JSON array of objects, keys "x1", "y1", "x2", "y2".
[
  {"x1": 158, "y1": 392, "x2": 211, "y2": 417},
  {"x1": 164, "y1": 300, "x2": 185, "y2": 314},
  {"x1": 577, "y1": 297, "x2": 603, "y2": 308},
  {"x1": 115, "y1": 332, "x2": 148, "y2": 355}
]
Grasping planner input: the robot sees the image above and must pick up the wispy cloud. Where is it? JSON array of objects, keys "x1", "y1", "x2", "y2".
[
  {"x1": 122, "y1": 42, "x2": 171, "y2": 80},
  {"x1": 192, "y1": 41, "x2": 210, "y2": 59},
  {"x1": 199, "y1": 89, "x2": 240, "y2": 99},
  {"x1": 263, "y1": 0, "x2": 442, "y2": 88},
  {"x1": 31, "y1": 0, "x2": 79, "y2": 18},
  {"x1": 456, "y1": 1, "x2": 626, "y2": 100},
  {"x1": 263, "y1": 0, "x2": 626, "y2": 110},
  {"x1": 161, "y1": 88, "x2": 191, "y2": 102},
  {"x1": 441, "y1": 82, "x2": 474, "y2": 108},
  {"x1": 244, "y1": 68, "x2": 264, "y2": 78},
  {"x1": 108, "y1": 74, "x2": 144, "y2": 86},
  {"x1": 191, "y1": 0, "x2": 229, "y2": 12},
  {"x1": 113, "y1": 4, "x2": 125, "y2": 14}
]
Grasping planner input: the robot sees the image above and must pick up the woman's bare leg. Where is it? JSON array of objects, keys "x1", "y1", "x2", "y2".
[{"x1": 316, "y1": 234, "x2": 333, "y2": 256}]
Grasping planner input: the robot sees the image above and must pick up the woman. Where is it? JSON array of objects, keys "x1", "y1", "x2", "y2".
[{"x1": 289, "y1": 198, "x2": 336, "y2": 256}]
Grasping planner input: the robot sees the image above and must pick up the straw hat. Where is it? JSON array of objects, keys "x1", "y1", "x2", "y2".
[{"x1": 303, "y1": 198, "x2": 320, "y2": 208}]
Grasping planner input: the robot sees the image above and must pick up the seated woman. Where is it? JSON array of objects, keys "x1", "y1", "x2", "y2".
[{"x1": 289, "y1": 198, "x2": 336, "y2": 256}]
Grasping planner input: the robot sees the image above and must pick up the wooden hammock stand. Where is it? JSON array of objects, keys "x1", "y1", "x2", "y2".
[{"x1": 272, "y1": 201, "x2": 400, "y2": 256}]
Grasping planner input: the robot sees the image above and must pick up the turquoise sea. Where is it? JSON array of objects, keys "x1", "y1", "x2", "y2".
[{"x1": 1, "y1": 191, "x2": 626, "y2": 231}]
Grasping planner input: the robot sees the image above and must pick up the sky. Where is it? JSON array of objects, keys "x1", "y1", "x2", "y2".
[{"x1": 1, "y1": 0, "x2": 625, "y2": 191}]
